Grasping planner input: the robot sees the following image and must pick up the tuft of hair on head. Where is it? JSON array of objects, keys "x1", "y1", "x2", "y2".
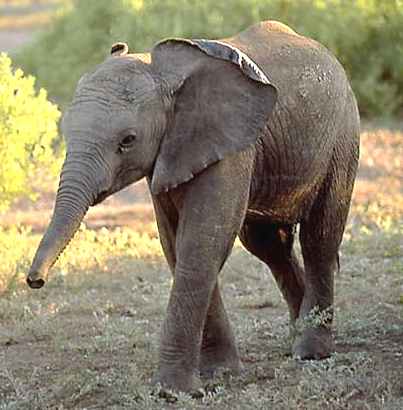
[{"x1": 110, "y1": 42, "x2": 129, "y2": 57}]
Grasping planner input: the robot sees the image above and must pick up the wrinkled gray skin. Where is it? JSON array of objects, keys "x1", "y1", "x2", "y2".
[{"x1": 27, "y1": 21, "x2": 360, "y2": 393}]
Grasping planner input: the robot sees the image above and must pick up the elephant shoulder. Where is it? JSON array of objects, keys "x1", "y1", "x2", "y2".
[
  {"x1": 234, "y1": 20, "x2": 300, "y2": 43},
  {"x1": 229, "y1": 20, "x2": 323, "y2": 55},
  {"x1": 225, "y1": 21, "x2": 344, "y2": 84},
  {"x1": 250, "y1": 20, "x2": 299, "y2": 36}
]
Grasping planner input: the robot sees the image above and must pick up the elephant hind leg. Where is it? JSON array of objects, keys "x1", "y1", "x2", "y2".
[
  {"x1": 294, "y1": 149, "x2": 357, "y2": 360},
  {"x1": 200, "y1": 283, "x2": 241, "y2": 377},
  {"x1": 239, "y1": 219, "x2": 305, "y2": 324}
]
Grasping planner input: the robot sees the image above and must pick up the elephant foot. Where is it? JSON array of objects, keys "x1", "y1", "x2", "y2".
[
  {"x1": 292, "y1": 326, "x2": 334, "y2": 360},
  {"x1": 153, "y1": 369, "x2": 203, "y2": 398},
  {"x1": 199, "y1": 347, "x2": 242, "y2": 378}
]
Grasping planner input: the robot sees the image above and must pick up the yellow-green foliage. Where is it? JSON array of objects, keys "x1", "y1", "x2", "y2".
[{"x1": 0, "y1": 53, "x2": 61, "y2": 211}]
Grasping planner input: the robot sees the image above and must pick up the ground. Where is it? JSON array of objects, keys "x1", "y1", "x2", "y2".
[{"x1": 0, "y1": 3, "x2": 402, "y2": 409}]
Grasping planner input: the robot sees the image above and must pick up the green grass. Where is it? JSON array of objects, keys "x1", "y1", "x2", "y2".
[{"x1": 0, "y1": 126, "x2": 402, "y2": 408}]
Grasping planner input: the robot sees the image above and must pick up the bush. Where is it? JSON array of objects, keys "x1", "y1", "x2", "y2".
[
  {"x1": 0, "y1": 53, "x2": 61, "y2": 212},
  {"x1": 15, "y1": 0, "x2": 403, "y2": 116}
]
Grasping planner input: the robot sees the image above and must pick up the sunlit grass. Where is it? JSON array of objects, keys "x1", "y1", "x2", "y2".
[
  {"x1": 1, "y1": 194, "x2": 400, "y2": 295},
  {"x1": 0, "y1": 224, "x2": 163, "y2": 293}
]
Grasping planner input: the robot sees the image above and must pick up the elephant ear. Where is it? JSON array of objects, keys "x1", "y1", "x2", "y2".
[
  {"x1": 150, "y1": 39, "x2": 278, "y2": 194},
  {"x1": 110, "y1": 42, "x2": 129, "y2": 56}
]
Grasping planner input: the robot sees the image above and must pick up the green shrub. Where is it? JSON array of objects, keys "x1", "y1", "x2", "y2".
[
  {"x1": 0, "y1": 53, "x2": 61, "y2": 212},
  {"x1": 15, "y1": 0, "x2": 403, "y2": 116}
]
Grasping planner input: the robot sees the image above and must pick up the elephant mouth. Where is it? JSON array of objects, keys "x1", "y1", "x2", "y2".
[
  {"x1": 91, "y1": 167, "x2": 143, "y2": 206},
  {"x1": 92, "y1": 190, "x2": 110, "y2": 206}
]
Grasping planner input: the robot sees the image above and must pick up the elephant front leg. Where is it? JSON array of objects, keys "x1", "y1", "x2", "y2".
[
  {"x1": 157, "y1": 234, "x2": 239, "y2": 393},
  {"x1": 155, "y1": 155, "x2": 252, "y2": 393},
  {"x1": 157, "y1": 266, "x2": 216, "y2": 392}
]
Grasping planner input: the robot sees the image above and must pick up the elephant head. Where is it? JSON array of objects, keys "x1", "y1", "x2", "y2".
[{"x1": 27, "y1": 39, "x2": 277, "y2": 288}]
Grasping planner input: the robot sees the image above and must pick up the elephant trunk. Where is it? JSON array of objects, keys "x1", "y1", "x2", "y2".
[{"x1": 27, "y1": 153, "x2": 101, "y2": 288}]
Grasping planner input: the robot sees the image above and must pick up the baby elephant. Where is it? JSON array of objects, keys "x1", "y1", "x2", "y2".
[{"x1": 27, "y1": 21, "x2": 360, "y2": 393}]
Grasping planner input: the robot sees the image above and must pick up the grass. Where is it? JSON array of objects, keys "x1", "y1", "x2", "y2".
[{"x1": 0, "y1": 125, "x2": 402, "y2": 409}]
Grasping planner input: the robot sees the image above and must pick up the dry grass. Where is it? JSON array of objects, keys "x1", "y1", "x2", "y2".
[{"x1": 0, "y1": 125, "x2": 402, "y2": 409}]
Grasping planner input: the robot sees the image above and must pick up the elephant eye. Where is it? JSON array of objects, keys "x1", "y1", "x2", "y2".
[{"x1": 118, "y1": 134, "x2": 136, "y2": 153}]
